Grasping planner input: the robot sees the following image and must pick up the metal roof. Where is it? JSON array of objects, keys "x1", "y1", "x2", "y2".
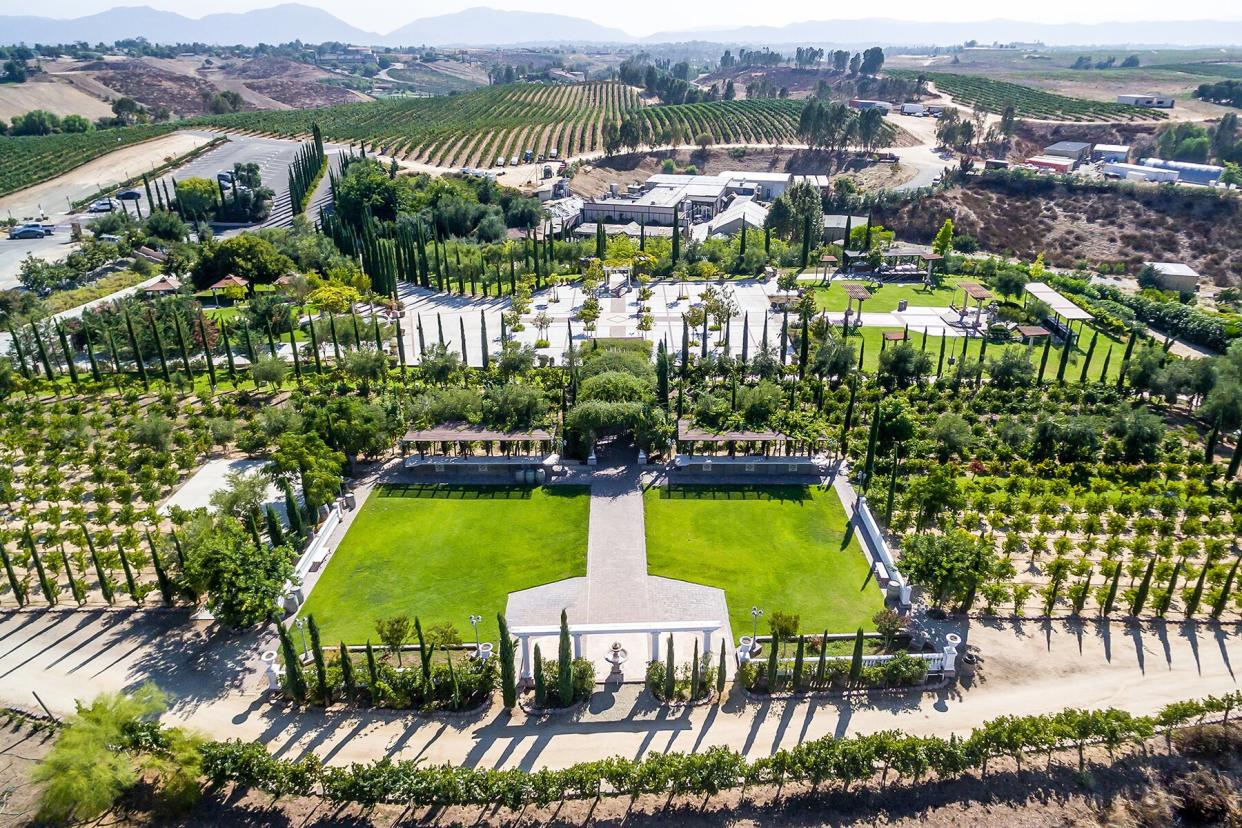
[
  {"x1": 1024, "y1": 283, "x2": 1094, "y2": 321},
  {"x1": 402, "y1": 423, "x2": 552, "y2": 442}
]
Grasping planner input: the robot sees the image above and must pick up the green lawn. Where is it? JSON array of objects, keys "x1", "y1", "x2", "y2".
[
  {"x1": 300, "y1": 484, "x2": 590, "y2": 645},
  {"x1": 811, "y1": 278, "x2": 971, "y2": 313},
  {"x1": 644, "y1": 485, "x2": 883, "y2": 638},
  {"x1": 851, "y1": 325, "x2": 1126, "y2": 383}
]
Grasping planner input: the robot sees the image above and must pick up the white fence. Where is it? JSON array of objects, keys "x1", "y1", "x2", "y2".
[
  {"x1": 855, "y1": 495, "x2": 911, "y2": 608},
  {"x1": 282, "y1": 502, "x2": 342, "y2": 613}
]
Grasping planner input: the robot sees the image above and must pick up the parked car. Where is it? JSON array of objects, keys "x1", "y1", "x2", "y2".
[
  {"x1": 117, "y1": 190, "x2": 142, "y2": 201},
  {"x1": 88, "y1": 198, "x2": 119, "y2": 213},
  {"x1": 510, "y1": 156, "x2": 519, "y2": 166},
  {"x1": 495, "y1": 156, "x2": 506, "y2": 167},
  {"x1": 217, "y1": 171, "x2": 235, "y2": 184},
  {"x1": 8, "y1": 225, "x2": 48, "y2": 239}
]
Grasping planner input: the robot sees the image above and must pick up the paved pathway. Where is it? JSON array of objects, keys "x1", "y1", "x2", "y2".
[{"x1": 583, "y1": 463, "x2": 650, "y2": 623}]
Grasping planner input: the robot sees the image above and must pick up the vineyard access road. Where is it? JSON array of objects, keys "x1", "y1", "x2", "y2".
[{"x1": 0, "y1": 602, "x2": 1235, "y2": 771}]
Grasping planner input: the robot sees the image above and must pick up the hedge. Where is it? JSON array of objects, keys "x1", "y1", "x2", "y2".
[{"x1": 188, "y1": 693, "x2": 1242, "y2": 807}]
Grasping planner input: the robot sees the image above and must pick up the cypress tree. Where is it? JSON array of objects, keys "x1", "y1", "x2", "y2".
[
  {"x1": 220, "y1": 322, "x2": 237, "y2": 383},
  {"x1": 1079, "y1": 330, "x2": 1098, "y2": 383},
  {"x1": 365, "y1": 640, "x2": 379, "y2": 688},
  {"x1": 339, "y1": 642, "x2": 356, "y2": 699},
  {"x1": 116, "y1": 539, "x2": 139, "y2": 603},
  {"x1": 671, "y1": 202, "x2": 680, "y2": 262},
  {"x1": 266, "y1": 505, "x2": 286, "y2": 547},
  {"x1": 690, "y1": 639, "x2": 701, "y2": 701},
  {"x1": 1102, "y1": 561, "x2": 1122, "y2": 616},
  {"x1": 815, "y1": 630, "x2": 828, "y2": 686},
  {"x1": 1036, "y1": 336, "x2": 1052, "y2": 384},
  {"x1": 849, "y1": 627, "x2": 865, "y2": 685},
  {"x1": 415, "y1": 617, "x2": 434, "y2": 686},
  {"x1": 247, "y1": 508, "x2": 264, "y2": 550},
  {"x1": 1185, "y1": 560, "x2": 1210, "y2": 617},
  {"x1": 557, "y1": 609, "x2": 573, "y2": 706},
  {"x1": 82, "y1": 324, "x2": 102, "y2": 382},
  {"x1": 936, "y1": 334, "x2": 946, "y2": 377},
  {"x1": 1054, "y1": 336, "x2": 1072, "y2": 384},
  {"x1": 1130, "y1": 558, "x2": 1156, "y2": 616},
  {"x1": 1, "y1": 542, "x2": 27, "y2": 607},
  {"x1": 1072, "y1": 569, "x2": 1093, "y2": 615},
  {"x1": 55, "y1": 321, "x2": 79, "y2": 384},
  {"x1": 800, "y1": 212, "x2": 811, "y2": 269},
  {"x1": 80, "y1": 526, "x2": 111, "y2": 604},
  {"x1": 8, "y1": 323, "x2": 32, "y2": 380},
  {"x1": 265, "y1": 323, "x2": 278, "y2": 358},
  {"x1": 498, "y1": 613, "x2": 517, "y2": 710},
  {"x1": 25, "y1": 527, "x2": 55, "y2": 605},
  {"x1": 1211, "y1": 556, "x2": 1240, "y2": 619},
  {"x1": 534, "y1": 643, "x2": 546, "y2": 706},
  {"x1": 741, "y1": 311, "x2": 750, "y2": 363},
  {"x1": 717, "y1": 639, "x2": 727, "y2": 698},
  {"x1": 459, "y1": 317, "x2": 469, "y2": 363},
  {"x1": 1156, "y1": 558, "x2": 1183, "y2": 618},
  {"x1": 146, "y1": 308, "x2": 171, "y2": 383},
  {"x1": 779, "y1": 308, "x2": 788, "y2": 364},
  {"x1": 31, "y1": 321, "x2": 55, "y2": 379},
  {"x1": 60, "y1": 546, "x2": 85, "y2": 605},
  {"x1": 664, "y1": 634, "x2": 676, "y2": 701},
  {"x1": 308, "y1": 314, "x2": 322, "y2": 374},
  {"x1": 792, "y1": 635, "x2": 806, "y2": 690},
  {"x1": 328, "y1": 314, "x2": 342, "y2": 361},
  {"x1": 480, "y1": 313, "x2": 490, "y2": 370},
  {"x1": 1099, "y1": 345, "x2": 1113, "y2": 384},
  {"x1": 242, "y1": 325, "x2": 257, "y2": 366},
  {"x1": 861, "y1": 402, "x2": 881, "y2": 491},
  {"x1": 308, "y1": 614, "x2": 329, "y2": 705},
  {"x1": 145, "y1": 529, "x2": 173, "y2": 605},
  {"x1": 171, "y1": 313, "x2": 194, "y2": 381},
  {"x1": 288, "y1": 328, "x2": 302, "y2": 384},
  {"x1": 277, "y1": 621, "x2": 307, "y2": 703},
  {"x1": 197, "y1": 313, "x2": 216, "y2": 388},
  {"x1": 765, "y1": 633, "x2": 779, "y2": 691},
  {"x1": 841, "y1": 379, "x2": 858, "y2": 453},
  {"x1": 283, "y1": 480, "x2": 305, "y2": 538}
]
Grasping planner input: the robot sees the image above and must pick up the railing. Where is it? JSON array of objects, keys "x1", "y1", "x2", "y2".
[
  {"x1": 855, "y1": 495, "x2": 911, "y2": 608},
  {"x1": 762, "y1": 649, "x2": 952, "y2": 675},
  {"x1": 282, "y1": 502, "x2": 342, "y2": 612}
]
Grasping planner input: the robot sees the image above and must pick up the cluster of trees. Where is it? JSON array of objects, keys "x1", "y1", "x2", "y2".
[
  {"x1": 618, "y1": 54, "x2": 715, "y2": 105},
  {"x1": 935, "y1": 105, "x2": 1016, "y2": 153},
  {"x1": 1070, "y1": 54, "x2": 1140, "y2": 69},
  {"x1": 797, "y1": 99, "x2": 890, "y2": 155},
  {"x1": 174, "y1": 163, "x2": 273, "y2": 225},
  {"x1": 1151, "y1": 115, "x2": 1242, "y2": 165},
  {"x1": 1196, "y1": 80, "x2": 1242, "y2": 110},
  {"x1": 0, "y1": 95, "x2": 164, "y2": 137},
  {"x1": 718, "y1": 46, "x2": 883, "y2": 76}
]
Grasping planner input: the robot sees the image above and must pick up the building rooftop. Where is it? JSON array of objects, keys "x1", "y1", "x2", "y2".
[
  {"x1": 1045, "y1": 141, "x2": 1092, "y2": 153},
  {"x1": 1145, "y1": 262, "x2": 1200, "y2": 278}
]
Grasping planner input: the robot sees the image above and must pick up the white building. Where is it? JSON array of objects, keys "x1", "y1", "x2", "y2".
[
  {"x1": 1143, "y1": 262, "x2": 1200, "y2": 293},
  {"x1": 691, "y1": 198, "x2": 769, "y2": 241},
  {"x1": 1117, "y1": 93, "x2": 1175, "y2": 108},
  {"x1": 1101, "y1": 162, "x2": 1179, "y2": 183},
  {"x1": 1092, "y1": 144, "x2": 1130, "y2": 163}
]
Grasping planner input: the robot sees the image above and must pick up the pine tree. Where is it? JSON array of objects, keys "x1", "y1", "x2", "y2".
[
  {"x1": 277, "y1": 621, "x2": 307, "y2": 703},
  {"x1": 557, "y1": 609, "x2": 573, "y2": 706},
  {"x1": 308, "y1": 614, "x2": 329, "y2": 705}
]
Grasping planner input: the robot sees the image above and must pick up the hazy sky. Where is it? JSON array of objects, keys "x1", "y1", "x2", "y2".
[{"x1": 4, "y1": 0, "x2": 1242, "y2": 36}]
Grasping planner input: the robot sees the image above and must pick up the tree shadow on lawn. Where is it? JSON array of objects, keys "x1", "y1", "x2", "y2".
[{"x1": 658, "y1": 484, "x2": 812, "y2": 502}]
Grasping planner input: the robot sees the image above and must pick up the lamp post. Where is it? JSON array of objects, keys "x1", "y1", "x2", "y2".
[
  {"x1": 751, "y1": 606, "x2": 763, "y2": 653},
  {"x1": 469, "y1": 614, "x2": 482, "y2": 657},
  {"x1": 294, "y1": 618, "x2": 307, "y2": 656}
]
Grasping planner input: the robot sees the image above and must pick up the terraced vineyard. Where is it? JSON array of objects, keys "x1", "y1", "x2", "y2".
[
  {"x1": 198, "y1": 82, "x2": 806, "y2": 169},
  {"x1": 897, "y1": 71, "x2": 1170, "y2": 122},
  {"x1": 0, "y1": 124, "x2": 177, "y2": 198}
]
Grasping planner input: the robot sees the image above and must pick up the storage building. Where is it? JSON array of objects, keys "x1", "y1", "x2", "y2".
[
  {"x1": 1092, "y1": 144, "x2": 1130, "y2": 163},
  {"x1": 1101, "y1": 162, "x2": 1178, "y2": 183},
  {"x1": 1139, "y1": 158, "x2": 1224, "y2": 186},
  {"x1": 1026, "y1": 155, "x2": 1075, "y2": 173},
  {"x1": 1143, "y1": 262, "x2": 1200, "y2": 293},
  {"x1": 1043, "y1": 141, "x2": 1093, "y2": 166},
  {"x1": 1117, "y1": 93, "x2": 1174, "y2": 108}
]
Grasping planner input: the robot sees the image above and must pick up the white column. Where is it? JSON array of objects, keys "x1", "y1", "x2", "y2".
[
  {"x1": 702, "y1": 629, "x2": 712, "y2": 655},
  {"x1": 572, "y1": 632, "x2": 583, "y2": 659},
  {"x1": 649, "y1": 631, "x2": 660, "y2": 663},
  {"x1": 519, "y1": 634, "x2": 532, "y2": 680}
]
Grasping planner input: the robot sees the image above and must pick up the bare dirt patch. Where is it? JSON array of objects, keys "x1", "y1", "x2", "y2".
[
  {"x1": 0, "y1": 77, "x2": 114, "y2": 121},
  {"x1": 80, "y1": 60, "x2": 223, "y2": 118},
  {"x1": 877, "y1": 176, "x2": 1242, "y2": 285}
]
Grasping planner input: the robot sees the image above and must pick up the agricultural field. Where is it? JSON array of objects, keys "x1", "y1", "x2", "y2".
[
  {"x1": 880, "y1": 384, "x2": 1241, "y2": 621},
  {"x1": 0, "y1": 124, "x2": 177, "y2": 199},
  {"x1": 897, "y1": 71, "x2": 1169, "y2": 121},
  {"x1": 196, "y1": 82, "x2": 804, "y2": 169}
]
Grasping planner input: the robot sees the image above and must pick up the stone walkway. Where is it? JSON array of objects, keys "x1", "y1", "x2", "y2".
[{"x1": 583, "y1": 464, "x2": 650, "y2": 622}]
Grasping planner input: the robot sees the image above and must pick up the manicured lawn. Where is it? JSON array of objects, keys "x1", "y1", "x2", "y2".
[
  {"x1": 644, "y1": 485, "x2": 883, "y2": 637},
  {"x1": 301, "y1": 484, "x2": 590, "y2": 645},
  {"x1": 850, "y1": 325, "x2": 1126, "y2": 383},
  {"x1": 811, "y1": 278, "x2": 970, "y2": 313}
]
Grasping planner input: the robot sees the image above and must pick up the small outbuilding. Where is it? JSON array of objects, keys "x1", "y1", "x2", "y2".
[
  {"x1": 1117, "y1": 93, "x2": 1174, "y2": 108},
  {"x1": 1143, "y1": 262, "x2": 1200, "y2": 293},
  {"x1": 1043, "y1": 141, "x2": 1093, "y2": 166}
]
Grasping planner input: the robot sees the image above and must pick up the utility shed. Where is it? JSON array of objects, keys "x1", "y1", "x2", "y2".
[
  {"x1": 1092, "y1": 144, "x2": 1130, "y2": 163},
  {"x1": 1043, "y1": 141, "x2": 1092, "y2": 165},
  {"x1": 1144, "y1": 262, "x2": 1200, "y2": 293}
]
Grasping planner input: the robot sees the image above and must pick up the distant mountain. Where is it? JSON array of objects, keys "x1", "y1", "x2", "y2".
[
  {"x1": 644, "y1": 17, "x2": 1242, "y2": 47},
  {"x1": 386, "y1": 8, "x2": 632, "y2": 46},
  {"x1": 0, "y1": 4, "x2": 380, "y2": 47},
  {"x1": 3, "y1": 6, "x2": 1241, "y2": 48}
]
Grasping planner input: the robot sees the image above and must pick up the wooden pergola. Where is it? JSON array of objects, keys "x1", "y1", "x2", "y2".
[
  {"x1": 1016, "y1": 325, "x2": 1051, "y2": 346},
  {"x1": 843, "y1": 283, "x2": 872, "y2": 333},
  {"x1": 816, "y1": 253, "x2": 838, "y2": 283},
  {"x1": 400, "y1": 422, "x2": 555, "y2": 463},
  {"x1": 675, "y1": 419, "x2": 827, "y2": 458},
  {"x1": 955, "y1": 281, "x2": 993, "y2": 331}
]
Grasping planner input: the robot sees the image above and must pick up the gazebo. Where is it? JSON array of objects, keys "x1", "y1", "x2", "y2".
[
  {"x1": 400, "y1": 422, "x2": 558, "y2": 477},
  {"x1": 816, "y1": 253, "x2": 838, "y2": 283},
  {"x1": 142, "y1": 276, "x2": 181, "y2": 297},
  {"x1": 1023, "y1": 283, "x2": 1094, "y2": 345},
  {"x1": 1016, "y1": 324, "x2": 1051, "y2": 346},
  {"x1": 208, "y1": 274, "x2": 250, "y2": 305}
]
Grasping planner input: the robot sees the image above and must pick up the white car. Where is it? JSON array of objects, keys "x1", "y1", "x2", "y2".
[{"x1": 88, "y1": 198, "x2": 119, "y2": 213}]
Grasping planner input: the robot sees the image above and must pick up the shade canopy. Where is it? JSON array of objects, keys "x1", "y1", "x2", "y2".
[{"x1": 1024, "y1": 282, "x2": 1093, "y2": 321}]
